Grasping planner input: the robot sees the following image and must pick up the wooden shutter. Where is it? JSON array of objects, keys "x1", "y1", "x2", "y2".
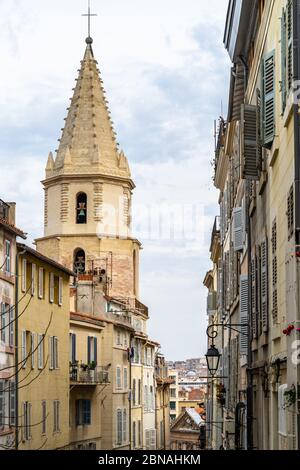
[
  {"x1": 233, "y1": 208, "x2": 244, "y2": 251},
  {"x1": 150, "y1": 429, "x2": 156, "y2": 449},
  {"x1": 256, "y1": 89, "x2": 263, "y2": 171},
  {"x1": 251, "y1": 255, "x2": 258, "y2": 340},
  {"x1": 287, "y1": 0, "x2": 293, "y2": 91},
  {"x1": 22, "y1": 330, "x2": 27, "y2": 368},
  {"x1": 87, "y1": 336, "x2": 91, "y2": 364},
  {"x1": 9, "y1": 306, "x2": 14, "y2": 347},
  {"x1": 72, "y1": 334, "x2": 76, "y2": 364},
  {"x1": 239, "y1": 275, "x2": 249, "y2": 355},
  {"x1": 281, "y1": 8, "x2": 287, "y2": 111},
  {"x1": 31, "y1": 332, "x2": 36, "y2": 369},
  {"x1": 94, "y1": 337, "x2": 97, "y2": 365},
  {"x1": 241, "y1": 104, "x2": 260, "y2": 180},
  {"x1": 261, "y1": 238, "x2": 269, "y2": 332},
  {"x1": 22, "y1": 259, "x2": 27, "y2": 292},
  {"x1": 262, "y1": 51, "x2": 275, "y2": 147}
]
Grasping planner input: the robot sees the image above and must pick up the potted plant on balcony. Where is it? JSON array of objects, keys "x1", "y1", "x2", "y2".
[{"x1": 88, "y1": 361, "x2": 97, "y2": 381}]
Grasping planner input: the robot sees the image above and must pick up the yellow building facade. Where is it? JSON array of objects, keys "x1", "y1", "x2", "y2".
[{"x1": 16, "y1": 244, "x2": 72, "y2": 450}]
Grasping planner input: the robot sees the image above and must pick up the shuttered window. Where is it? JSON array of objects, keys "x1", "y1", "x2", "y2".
[
  {"x1": 287, "y1": 0, "x2": 293, "y2": 91},
  {"x1": 38, "y1": 334, "x2": 44, "y2": 369},
  {"x1": 239, "y1": 275, "x2": 249, "y2": 356},
  {"x1": 261, "y1": 238, "x2": 269, "y2": 333},
  {"x1": 271, "y1": 220, "x2": 278, "y2": 324},
  {"x1": 241, "y1": 104, "x2": 260, "y2": 180},
  {"x1": 117, "y1": 409, "x2": 123, "y2": 445},
  {"x1": 278, "y1": 384, "x2": 288, "y2": 436},
  {"x1": 116, "y1": 366, "x2": 122, "y2": 390},
  {"x1": 22, "y1": 258, "x2": 27, "y2": 292},
  {"x1": 256, "y1": 89, "x2": 263, "y2": 171},
  {"x1": 233, "y1": 207, "x2": 244, "y2": 252},
  {"x1": 281, "y1": 1, "x2": 293, "y2": 112},
  {"x1": 281, "y1": 8, "x2": 287, "y2": 111},
  {"x1": 38, "y1": 267, "x2": 44, "y2": 299},
  {"x1": 262, "y1": 51, "x2": 275, "y2": 147},
  {"x1": 251, "y1": 255, "x2": 258, "y2": 340},
  {"x1": 123, "y1": 409, "x2": 127, "y2": 443},
  {"x1": 9, "y1": 381, "x2": 15, "y2": 427},
  {"x1": 287, "y1": 185, "x2": 294, "y2": 240},
  {"x1": 0, "y1": 380, "x2": 4, "y2": 428},
  {"x1": 31, "y1": 263, "x2": 36, "y2": 296}
]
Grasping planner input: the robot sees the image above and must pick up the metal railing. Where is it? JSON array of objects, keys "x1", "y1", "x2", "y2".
[{"x1": 70, "y1": 364, "x2": 109, "y2": 384}]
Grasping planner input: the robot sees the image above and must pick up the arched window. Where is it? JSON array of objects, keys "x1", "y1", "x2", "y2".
[
  {"x1": 74, "y1": 248, "x2": 86, "y2": 274},
  {"x1": 76, "y1": 192, "x2": 87, "y2": 224}
]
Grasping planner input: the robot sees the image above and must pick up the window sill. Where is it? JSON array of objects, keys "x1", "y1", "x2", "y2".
[{"x1": 269, "y1": 137, "x2": 279, "y2": 168}]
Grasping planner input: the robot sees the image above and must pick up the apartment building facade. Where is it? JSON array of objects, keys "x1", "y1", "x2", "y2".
[
  {"x1": 0, "y1": 201, "x2": 26, "y2": 450},
  {"x1": 204, "y1": 0, "x2": 300, "y2": 450},
  {"x1": 16, "y1": 244, "x2": 73, "y2": 450}
]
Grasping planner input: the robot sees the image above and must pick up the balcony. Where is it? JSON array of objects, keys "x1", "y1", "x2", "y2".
[
  {"x1": 0, "y1": 199, "x2": 9, "y2": 220},
  {"x1": 70, "y1": 364, "x2": 109, "y2": 385}
]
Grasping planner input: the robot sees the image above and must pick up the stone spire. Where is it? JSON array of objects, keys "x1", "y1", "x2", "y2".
[{"x1": 47, "y1": 37, "x2": 131, "y2": 180}]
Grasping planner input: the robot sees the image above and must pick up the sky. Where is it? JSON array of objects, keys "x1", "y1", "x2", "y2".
[{"x1": 0, "y1": 0, "x2": 231, "y2": 361}]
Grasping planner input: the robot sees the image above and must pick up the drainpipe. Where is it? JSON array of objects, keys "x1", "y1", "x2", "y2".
[
  {"x1": 293, "y1": 0, "x2": 300, "y2": 451},
  {"x1": 15, "y1": 248, "x2": 26, "y2": 450}
]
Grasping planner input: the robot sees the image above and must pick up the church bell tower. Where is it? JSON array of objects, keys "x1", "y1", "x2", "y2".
[{"x1": 35, "y1": 35, "x2": 140, "y2": 298}]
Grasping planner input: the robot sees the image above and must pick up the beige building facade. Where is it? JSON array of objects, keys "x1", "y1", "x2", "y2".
[{"x1": 204, "y1": 0, "x2": 300, "y2": 451}]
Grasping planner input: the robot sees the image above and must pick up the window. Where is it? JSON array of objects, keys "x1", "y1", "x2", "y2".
[
  {"x1": 170, "y1": 401, "x2": 176, "y2": 411},
  {"x1": 138, "y1": 420, "x2": 142, "y2": 448},
  {"x1": 116, "y1": 329, "x2": 122, "y2": 346},
  {"x1": 76, "y1": 399, "x2": 91, "y2": 426},
  {"x1": 132, "y1": 379, "x2": 136, "y2": 405},
  {"x1": 49, "y1": 336, "x2": 59, "y2": 370},
  {"x1": 70, "y1": 333, "x2": 76, "y2": 364},
  {"x1": 5, "y1": 240, "x2": 11, "y2": 274},
  {"x1": 287, "y1": 186, "x2": 294, "y2": 240},
  {"x1": 170, "y1": 388, "x2": 176, "y2": 398},
  {"x1": 31, "y1": 263, "x2": 36, "y2": 296},
  {"x1": 58, "y1": 277, "x2": 63, "y2": 306},
  {"x1": 9, "y1": 381, "x2": 15, "y2": 427},
  {"x1": 150, "y1": 385, "x2": 154, "y2": 410},
  {"x1": 9, "y1": 307, "x2": 14, "y2": 348},
  {"x1": 23, "y1": 402, "x2": 32, "y2": 441},
  {"x1": 31, "y1": 332, "x2": 36, "y2": 369},
  {"x1": 53, "y1": 400, "x2": 60, "y2": 432},
  {"x1": 42, "y1": 401, "x2": 47, "y2": 435},
  {"x1": 76, "y1": 192, "x2": 87, "y2": 224},
  {"x1": 144, "y1": 385, "x2": 148, "y2": 411},
  {"x1": 281, "y1": 1, "x2": 293, "y2": 111},
  {"x1": 87, "y1": 336, "x2": 97, "y2": 365},
  {"x1": 272, "y1": 219, "x2": 278, "y2": 324},
  {"x1": 124, "y1": 367, "x2": 128, "y2": 390},
  {"x1": 278, "y1": 384, "x2": 288, "y2": 436},
  {"x1": 49, "y1": 273, "x2": 54, "y2": 303},
  {"x1": 133, "y1": 421, "x2": 136, "y2": 449},
  {"x1": 160, "y1": 421, "x2": 164, "y2": 448},
  {"x1": 21, "y1": 330, "x2": 27, "y2": 368},
  {"x1": 138, "y1": 379, "x2": 141, "y2": 405},
  {"x1": 38, "y1": 267, "x2": 44, "y2": 299},
  {"x1": 22, "y1": 258, "x2": 27, "y2": 292},
  {"x1": 123, "y1": 409, "x2": 127, "y2": 443},
  {"x1": 74, "y1": 248, "x2": 86, "y2": 275},
  {"x1": 116, "y1": 366, "x2": 122, "y2": 389},
  {"x1": 117, "y1": 409, "x2": 122, "y2": 445},
  {"x1": 262, "y1": 50, "x2": 275, "y2": 147},
  {"x1": 1, "y1": 303, "x2": 6, "y2": 344},
  {"x1": 38, "y1": 334, "x2": 44, "y2": 369},
  {"x1": 0, "y1": 380, "x2": 4, "y2": 429}
]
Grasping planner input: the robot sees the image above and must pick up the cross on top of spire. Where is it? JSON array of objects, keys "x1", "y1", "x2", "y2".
[{"x1": 82, "y1": 0, "x2": 97, "y2": 44}]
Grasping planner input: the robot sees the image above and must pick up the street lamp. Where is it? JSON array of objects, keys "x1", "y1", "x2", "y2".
[{"x1": 205, "y1": 344, "x2": 221, "y2": 377}]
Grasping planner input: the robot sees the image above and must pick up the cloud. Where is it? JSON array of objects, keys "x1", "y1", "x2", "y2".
[{"x1": 0, "y1": 0, "x2": 230, "y2": 360}]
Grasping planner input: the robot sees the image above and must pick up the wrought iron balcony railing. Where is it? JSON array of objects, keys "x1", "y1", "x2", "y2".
[{"x1": 70, "y1": 364, "x2": 109, "y2": 385}]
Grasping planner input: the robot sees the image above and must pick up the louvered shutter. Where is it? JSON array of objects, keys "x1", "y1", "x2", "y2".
[
  {"x1": 150, "y1": 429, "x2": 156, "y2": 449},
  {"x1": 0, "y1": 380, "x2": 4, "y2": 428},
  {"x1": 233, "y1": 208, "x2": 244, "y2": 251},
  {"x1": 287, "y1": 0, "x2": 293, "y2": 91},
  {"x1": 9, "y1": 381, "x2": 15, "y2": 426},
  {"x1": 261, "y1": 238, "x2": 269, "y2": 333},
  {"x1": 241, "y1": 104, "x2": 259, "y2": 180},
  {"x1": 251, "y1": 256, "x2": 258, "y2": 340},
  {"x1": 239, "y1": 275, "x2": 249, "y2": 355},
  {"x1": 262, "y1": 51, "x2": 275, "y2": 147},
  {"x1": 281, "y1": 9, "x2": 287, "y2": 111},
  {"x1": 94, "y1": 337, "x2": 98, "y2": 365},
  {"x1": 278, "y1": 384, "x2": 288, "y2": 436},
  {"x1": 87, "y1": 336, "x2": 91, "y2": 364},
  {"x1": 256, "y1": 89, "x2": 263, "y2": 171}
]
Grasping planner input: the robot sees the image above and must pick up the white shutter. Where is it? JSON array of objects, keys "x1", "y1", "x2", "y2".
[
  {"x1": 117, "y1": 409, "x2": 122, "y2": 445},
  {"x1": 261, "y1": 238, "x2": 269, "y2": 333},
  {"x1": 123, "y1": 409, "x2": 127, "y2": 443},
  {"x1": 116, "y1": 367, "x2": 121, "y2": 389},
  {"x1": 38, "y1": 268, "x2": 44, "y2": 299},
  {"x1": 233, "y1": 207, "x2": 244, "y2": 251},
  {"x1": 145, "y1": 430, "x2": 151, "y2": 450},
  {"x1": 38, "y1": 334, "x2": 44, "y2": 369},
  {"x1": 240, "y1": 275, "x2": 249, "y2": 355},
  {"x1": 150, "y1": 429, "x2": 156, "y2": 450},
  {"x1": 49, "y1": 337, "x2": 54, "y2": 370},
  {"x1": 49, "y1": 273, "x2": 54, "y2": 303},
  {"x1": 31, "y1": 333, "x2": 36, "y2": 369},
  {"x1": 58, "y1": 277, "x2": 63, "y2": 306},
  {"x1": 31, "y1": 264, "x2": 36, "y2": 296},
  {"x1": 22, "y1": 331, "x2": 27, "y2": 368},
  {"x1": 22, "y1": 259, "x2": 27, "y2": 292},
  {"x1": 278, "y1": 384, "x2": 288, "y2": 436}
]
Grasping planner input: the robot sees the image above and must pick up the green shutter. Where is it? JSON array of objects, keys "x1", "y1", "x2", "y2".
[
  {"x1": 241, "y1": 104, "x2": 260, "y2": 180},
  {"x1": 262, "y1": 50, "x2": 275, "y2": 147},
  {"x1": 281, "y1": 8, "x2": 287, "y2": 112},
  {"x1": 256, "y1": 89, "x2": 263, "y2": 171}
]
